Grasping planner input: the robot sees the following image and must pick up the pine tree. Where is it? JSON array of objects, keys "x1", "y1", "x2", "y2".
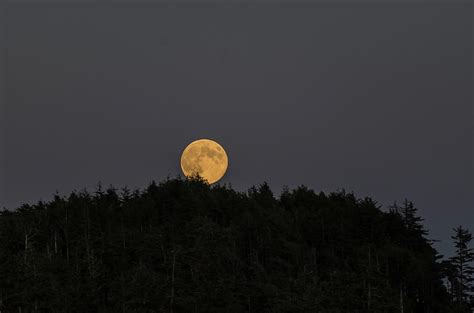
[
  {"x1": 0, "y1": 178, "x2": 456, "y2": 312},
  {"x1": 398, "y1": 199, "x2": 428, "y2": 243},
  {"x1": 449, "y1": 226, "x2": 474, "y2": 313}
]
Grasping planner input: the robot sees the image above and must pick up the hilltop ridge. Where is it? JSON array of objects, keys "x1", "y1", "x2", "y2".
[{"x1": 0, "y1": 177, "x2": 467, "y2": 312}]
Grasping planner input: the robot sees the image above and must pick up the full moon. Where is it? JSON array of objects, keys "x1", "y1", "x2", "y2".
[{"x1": 180, "y1": 139, "x2": 228, "y2": 184}]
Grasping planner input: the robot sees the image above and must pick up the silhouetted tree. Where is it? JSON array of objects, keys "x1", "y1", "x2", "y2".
[
  {"x1": 447, "y1": 226, "x2": 474, "y2": 313},
  {"x1": 0, "y1": 178, "x2": 458, "y2": 313}
]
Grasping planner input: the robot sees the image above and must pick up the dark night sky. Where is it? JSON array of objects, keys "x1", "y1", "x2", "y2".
[{"x1": 0, "y1": 2, "x2": 472, "y2": 256}]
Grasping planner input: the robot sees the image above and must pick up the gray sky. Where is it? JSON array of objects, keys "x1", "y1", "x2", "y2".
[{"x1": 1, "y1": 2, "x2": 472, "y2": 257}]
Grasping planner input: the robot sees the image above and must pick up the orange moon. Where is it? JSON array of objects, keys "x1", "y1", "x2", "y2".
[{"x1": 180, "y1": 139, "x2": 228, "y2": 184}]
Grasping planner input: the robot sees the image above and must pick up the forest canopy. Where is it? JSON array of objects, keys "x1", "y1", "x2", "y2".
[{"x1": 0, "y1": 177, "x2": 472, "y2": 313}]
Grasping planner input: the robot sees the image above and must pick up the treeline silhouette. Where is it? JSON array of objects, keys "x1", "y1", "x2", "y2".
[{"x1": 0, "y1": 177, "x2": 472, "y2": 313}]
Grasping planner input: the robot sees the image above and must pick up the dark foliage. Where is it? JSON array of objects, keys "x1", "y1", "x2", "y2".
[
  {"x1": 445, "y1": 226, "x2": 474, "y2": 313},
  {"x1": 0, "y1": 177, "x2": 471, "y2": 313}
]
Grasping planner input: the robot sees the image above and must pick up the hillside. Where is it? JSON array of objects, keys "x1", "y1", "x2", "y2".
[{"x1": 0, "y1": 177, "x2": 468, "y2": 313}]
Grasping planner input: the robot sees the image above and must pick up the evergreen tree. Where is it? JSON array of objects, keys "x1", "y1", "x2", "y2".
[
  {"x1": 448, "y1": 226, "x2": 474, "y2": 313},
  {"x1": 0, "y1": 178, "x2": 456, "y2": 313}
]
